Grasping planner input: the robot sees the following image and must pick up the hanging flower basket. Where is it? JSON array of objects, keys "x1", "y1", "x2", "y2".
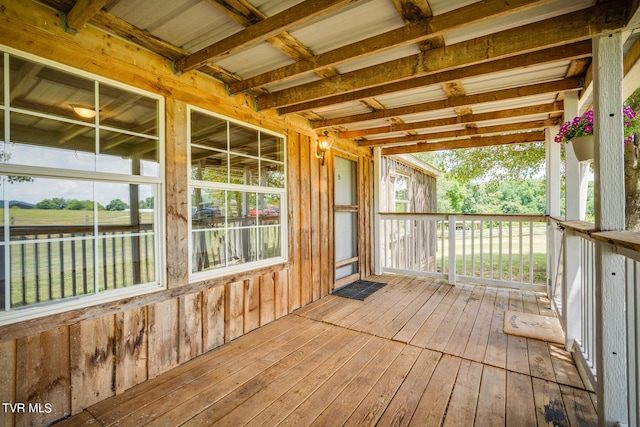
[{"x1": 569, "y1": 135, "x2": 594, "y2": 163}]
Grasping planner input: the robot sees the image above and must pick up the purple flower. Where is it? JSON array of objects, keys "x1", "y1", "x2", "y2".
[{"x1": 585, "y1": 125, "x2": 592, "y2": 133}]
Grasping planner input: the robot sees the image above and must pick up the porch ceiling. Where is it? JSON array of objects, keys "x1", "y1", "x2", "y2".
[{"x1": 42, "y1": 0, "x2": 640, "y2": 154}]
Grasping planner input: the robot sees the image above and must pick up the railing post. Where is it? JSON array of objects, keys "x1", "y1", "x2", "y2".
[
  {"x1": 593, "y1": 31, "x2": 628, "y2": 426},
  {"x1": 448, "y1": 215, "x2": 456, "y2": 285}
]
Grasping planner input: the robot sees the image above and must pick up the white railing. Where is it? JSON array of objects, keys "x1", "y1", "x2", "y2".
[
  {"x1": 550, "y1": 221, "x2": 640, "y2": 426},
  {"x1": 379, "y1": 213, "x2": 547, "y2": 291}
]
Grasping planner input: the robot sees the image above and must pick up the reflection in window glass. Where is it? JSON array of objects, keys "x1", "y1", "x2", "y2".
[
  {"x1": 191, "y1": 112, "x2": 226, "y2": 151},
  {"x1": 98, "y1": 129, "x2": 158, "y2": 176},
  {"x1": 99, "y1": 83, "x2": 158, "y2": 136},
  {"x1": 189, "y1": 108, "x2": 286, "y2": 278},
  {"x1": 9, "y1": 112, "x2": 96, "y2": 170},
  {"x1": 229, "y1": 122, "x2": 258, "y2": 156},
  {"x1": 230, "y1": 154, "x2": 259, "y2": 186},
  {"x1": 10, "y1": 56, "x2": 95, "y2": 123},
  {"x1": 0, "y1": 52, "x2": 163, "y2": 316},
  {"x1": 395, "y1": 174, "x2": 409, "y2": 213}
]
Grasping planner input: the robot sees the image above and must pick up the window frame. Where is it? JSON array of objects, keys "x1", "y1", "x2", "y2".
[
  {"x1": 394, "y1": 172, "x2": 410, "y2": 213},
  {"x1": 187, "y1": 105, "x2": 287, "y2": 283},
  {"x1": 0, "y1": 46, "x2": 166, "y2": 326}
]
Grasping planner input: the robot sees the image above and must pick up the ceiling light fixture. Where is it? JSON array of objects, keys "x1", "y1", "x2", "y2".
[{"x1": 71, "y1": 105, "x2": 96, "y2": 119}]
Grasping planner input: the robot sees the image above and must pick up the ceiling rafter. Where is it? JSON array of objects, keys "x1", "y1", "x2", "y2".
[
  {"x1": 381, "y1": 131, "x2": 546, "y2": 155},
  {"x1": 174, "y1": 0, "x2": 356, "y2": 74},
  {"x1": 65, "y1": 0, "x2": 108, "y2": 32},
  {"x1": 314, "y1": 78, "x2": 583, "y2": 128},
  {"x1": 338, "y1": 102, "x2": 565, "y2": 139},
  {"x1": 256, "y1": 2, "x2": 626, "y2": 111},
  {"x1": 229, "y1": 0, "x2": 555, "y2": 94},
  {"x1": 282, "y1": 41, "x2": 591, "y2": 114},
  {"x1": 358, "y1": 119, "x2": 559, "y2": 147}
]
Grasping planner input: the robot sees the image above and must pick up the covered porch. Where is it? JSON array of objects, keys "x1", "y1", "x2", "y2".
[{"x1": 58, "y1": 274, "x2": 596, "y2": 426}]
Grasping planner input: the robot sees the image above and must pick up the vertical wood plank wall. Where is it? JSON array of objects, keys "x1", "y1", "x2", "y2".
[{"x1": 0, "y1": 3, "x2": 374, "y2": 426}]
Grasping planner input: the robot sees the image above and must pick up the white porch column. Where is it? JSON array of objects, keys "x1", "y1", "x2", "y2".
[
  {"x1": 562, "y1": 91, "x2": 583, "y2": 351},
  {"x1": 593, "y1": 31, "x2": 628, "y2": 427},
  {"x1": 373, "y1": 147, "x2": 382, "y2": 275}
]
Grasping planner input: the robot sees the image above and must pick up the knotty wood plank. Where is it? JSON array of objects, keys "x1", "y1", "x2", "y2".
[
  {"x1": 357, "y1": 277, "x2": 425, "y2": 335},
  {"x1": 444, "y1": 286, "x2": 486, "y2": 356},
  {"x1": 393, "y1": 282, "x2": 452, "y2": 343},
  {"x1": 182, "y1": 323, "x2": 343, "y2": 426},
  {"x1": 425, "y1": 285, "x2": 476, "y2": 352},
  {"x1": 506, "y1": 371, "x2": 537, "y2": 426},
  {"x1": 90, "y1": 315, "x2": 305, "y2": 424},
  {"x1": 409, "y1": 354, "x2": 462, "y2": 426},
  {"x1": 244, "y1": 332, "x2": 375, "y2": 426},
  {"x1": 559, "y1": 384, "x2": 598, "y2": 426},
  {"x1": 244, "y1": 277, "x2": 261, "y2": 333},
  {"x1": 462, "y1": 286, "x2": 497, "y2": 362},
  {"x1": 483, "y1": 288, "x2": 510, "y2": 368},
  {"x1": 148, "y1": 299, "x2": 179, "y2": 379},
  {"x1": 376, "y1": 349, "x2": 442, "y2": 426},
  {"x1": 225, "y1": 280, "x2": 244, "y2": 341},
  {"x1": 202, "y1": 285, "x2": 225, "y2": 352},
  {"x1": 212, "y1": 327, "x2": 357, "y2": 426},
  {"x1": 287, "y1": 131, "x2": 301, "y2": 311},
  {"x1": 16, "y1": 327, "x2": 71, "y2": 425},
  {"x1": 532, "y1": 377, "x2": 570, "y2": 427},
  {"x1": 442, "y1": 359, "x2": 484, "y2": 427},
  {"x1": 475, "y1": 365, "x2": 506, "y2": 427},
  {"x1": 343, "y1": 344, "x2": 423, "y2": 427},
  {"x1": 130, "y1": 320, "x2": 331, "y2": 426},
  {"x1": 70, "y1": 316, "x2": 116, "y2": 413},
  {"x1": 274, "y1": 269, "x2": 289, "y2": 319},
  {"x1": 259, "y1": 272, "x2": 276, "y2": 326},
  {"x1": 298, "y1": 135, "x2": 313, "y2": 307},
  {"x1": 527, "y1": 339, "x2": 557, "y2": 382},
  {"x1": 375, "y1": 279, "x2": 440, "y2": 339},
  {"x1": 115, "y1": 307, "x2": 148, "y2": 394},
  {"x1": 410, "y1": 283, "x2": 463, "y2": 348},
  {"x1": 548, "y1": 344, "x2": 585, "y2": 389},
  {"x1": 0, "y1": 339, "x2": 17, "y2": 427},
  {"x1": 273, "y1": 339, "x2": 392, "y2": 427},
  {"x1": 178, "y1": 292, "x2": 202, "y2": 363}
]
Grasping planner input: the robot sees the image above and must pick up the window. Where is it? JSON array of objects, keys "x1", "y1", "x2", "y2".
[
  {"x1": 395, "y1": 174, "x2": 410, "y2": 212},
  {"x1": 189, "y1": 107, "x2": 286, "y2": 280},
  {"x1": 0, "y1": 49, "x2": 164, "y2": 323}
]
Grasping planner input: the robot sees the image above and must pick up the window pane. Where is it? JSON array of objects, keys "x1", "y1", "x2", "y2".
[
  {"x1": 100, "y1": 83, "x2": 158, "y2": 136},
  {"x1": 8, "y1": 112, "x2": 96, "y2": 170},
  {"x1": 258, "y1": 225, "x2": 281, "y2": 260},
  {"x1": 229, "y1": 122, "x2": 258, "y2": 156},
  {"x1": 98, "y1": 129, "x2": 158, "y2": 175},
  {"x1": 262, "y1": 161, "x2": 284, "y2": 188},
  {"x1": 261, "y1": 134, "x2": 283, "y2": 161},
  {"x1": 191, "y1": 188, "x2": 225, "y2": 226},
  {"x1": 11, "y1": 238, "x2": 96, "y2": 308},
  {"x1": 230, "y1": 154, "x2": 259, "y2": 186},
  {"x1": 228, "y1": 227, "x2": 257, "y2": 264},
  {"x1": 192, "y1": 228, "x2": 227, "y2": 272},
  {"x1": 258, "y1": 193, "x2": 281, "y2": 225},
  {"x1": 98, "y1": 231, "x2": 155, "y2": 290},
  {"x1": 191, "y1": 148, "x2": 227, "y2": 183},
  {"x1": 191, "y1": 111, "x2": 226, "y2": 150},
  {"x1": 6, "y1": 176, "x2": 95, "y2": 238},
  {"x1": 10, "y1": 56, "x2": 95, "y2": 123}
]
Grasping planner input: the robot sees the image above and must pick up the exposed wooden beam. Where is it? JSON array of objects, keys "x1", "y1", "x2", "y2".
[
  {"x1": 315, "y1": 78, "x2": 582, "y2": 128},
  {"x1": 359, "y1": 119, "x2": 558, "y2": 147},
  {"x1": 174, "y1": 0, "x2": 355, "y2": 74},
  {"x1": 283, "y1": 41, "x2": 590, "y2": 114},
  {"x1": 381, "y1": 131, "x2": 546, "y2": 155},
  {"x1": 623, "y1": 34, "x2": 640, "y2": 99},
  {"x1": 257, "y1": 2, "x2": 626, "y2": 110},
  {"x1": 230, "y1": 0, "x2": 555, "y2": 94},
  {"x1": 339, "y1": 102, "x2": 564, "y2": 138},
  {"x1": 65, "y1": 0, "x2": 108, "y2": 32}
]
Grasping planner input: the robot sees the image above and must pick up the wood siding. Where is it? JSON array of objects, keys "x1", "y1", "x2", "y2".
[{"x1": 0, "y1": 2, "x2": 373, "y2": 426}]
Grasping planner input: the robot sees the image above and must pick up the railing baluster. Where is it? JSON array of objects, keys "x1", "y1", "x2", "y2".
[{"x1": 519, "y1": 222, "x2": 524, "y2": 283}]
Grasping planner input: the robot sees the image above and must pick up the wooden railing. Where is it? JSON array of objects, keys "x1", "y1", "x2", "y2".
[
  {"x1": 378, "y1": 213, "x2": 547, "y2": 291},
  {"x1": 2, "y1": 224, "x2": 155, "y2": 309},
  {"x1": 550, "y1": 219, "x2": 640, "y2": 426}
]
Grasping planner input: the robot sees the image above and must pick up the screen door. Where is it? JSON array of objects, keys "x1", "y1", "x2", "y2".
[{"x1": 334, "y1": 156, "x2": 359, "y2": 287}]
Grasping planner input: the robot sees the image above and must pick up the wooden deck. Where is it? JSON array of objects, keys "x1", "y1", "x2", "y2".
[{"x1": 57, "y1": 275, "x2": 597, "y2": 426}]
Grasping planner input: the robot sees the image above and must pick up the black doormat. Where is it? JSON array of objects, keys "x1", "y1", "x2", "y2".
[{"x1": 332, "y1": 280, "x2": 387, "y2": 301}]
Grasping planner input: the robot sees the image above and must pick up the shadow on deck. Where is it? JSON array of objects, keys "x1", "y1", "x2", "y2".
[{"x1": 57, "y1": 275, "x2": 596, "y2": 426}]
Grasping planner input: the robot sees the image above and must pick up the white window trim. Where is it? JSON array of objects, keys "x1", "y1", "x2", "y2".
[
  {"x1": 187, "y1": 105, "x2": 287, "y2": 283},
  {"x1": 0, "y1": 46, "x2": 166, "y2": 325}
]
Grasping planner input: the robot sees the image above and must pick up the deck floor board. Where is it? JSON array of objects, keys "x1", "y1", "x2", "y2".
[{"x1": 59, "y1": 275, "x2": 596, "y2": 427}]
